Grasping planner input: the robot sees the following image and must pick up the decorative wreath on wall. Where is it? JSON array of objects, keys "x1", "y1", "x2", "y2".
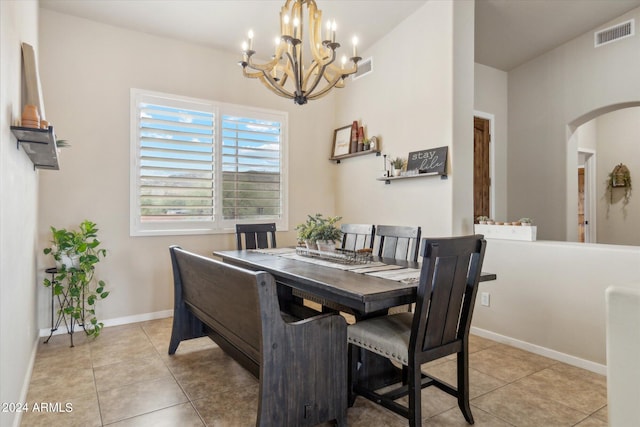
[{"x1": 607, "y1": 163, "x2": 632, "y2": 205}]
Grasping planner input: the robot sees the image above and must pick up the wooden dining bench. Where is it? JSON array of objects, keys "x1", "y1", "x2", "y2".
[{"x1": 168, "y1": 246, "x2": 347, "y2": 427}]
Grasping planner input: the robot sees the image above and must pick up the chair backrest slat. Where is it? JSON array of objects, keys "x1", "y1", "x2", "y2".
[
  {"x1": 236, "y1": 223, "x2": 277, "y2": 250},
  {"x1": 412, "y1": 235, "x2": 486, "y2": 354},
  {"x1": 374, "y1": 225, "x2": 421, "y2": 261},
  {"x1": 340, "y1": 224, "x2": 375, "y2": 251}
]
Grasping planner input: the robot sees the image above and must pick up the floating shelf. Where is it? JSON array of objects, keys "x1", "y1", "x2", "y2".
[
  {"x1": 330, "y1": 150, "x2": 380, "y2": 163},
  {"x1": 10, "y1": 126, "x2": 59, "y2": 170},
  {"x1": 376, "y1": 171, "x2": 447, "y2": 184}
]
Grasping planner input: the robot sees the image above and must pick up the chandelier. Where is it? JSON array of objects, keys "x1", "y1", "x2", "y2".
[{"x1": 239, "y1": 0, "x2": 361, "y2": 105}]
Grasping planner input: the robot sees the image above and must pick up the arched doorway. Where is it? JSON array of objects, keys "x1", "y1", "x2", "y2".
[{"x1": 567, "y1": 102, "x2": 640, "y2": 245}]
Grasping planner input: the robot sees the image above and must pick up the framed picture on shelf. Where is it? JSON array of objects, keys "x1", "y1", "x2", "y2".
[{"x1": 332, "y1": 125, "x2": 352, "y2": 157}]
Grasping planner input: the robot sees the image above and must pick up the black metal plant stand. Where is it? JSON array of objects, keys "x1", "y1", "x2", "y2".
[{"x1": 44, "y1": 267, "x2": 87, "y2": 347}]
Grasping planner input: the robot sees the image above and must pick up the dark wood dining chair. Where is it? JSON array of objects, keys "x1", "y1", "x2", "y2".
[
  {"x1": 340, "y1": 224, "x2": 375, "y2": 251},
  {"x1": 347, "y1": 235, "x2": 487, "y2": 427},
  {"x1": 235, "y1": 223, "x2": 277, "y2": 250},
  {"x1": 373, "y1": 225, "x2": 421, "y2": 261}
]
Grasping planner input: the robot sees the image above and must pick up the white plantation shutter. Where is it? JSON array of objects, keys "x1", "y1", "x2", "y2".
[
  {"x1": 138, "y1": 100, "x2": 215, "y2": 221},
  {"x1": 130, "y1": 90, "x2": 287, "y2": 236},
  {"x1": 221, "y1": 115, "x2": 282, "y2": 221}
]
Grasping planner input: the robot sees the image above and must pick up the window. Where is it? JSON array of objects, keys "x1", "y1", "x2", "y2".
[{"x1": 130, "y1": 89, "x2": 287, "y2": 236}]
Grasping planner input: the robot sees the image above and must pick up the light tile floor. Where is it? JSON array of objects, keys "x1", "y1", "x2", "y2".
[{"x1": 21, "y1": 317, "x2": 608, "y2": 426}]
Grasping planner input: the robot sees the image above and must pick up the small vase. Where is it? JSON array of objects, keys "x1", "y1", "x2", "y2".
[
  {"x1": 393, "y1": 168, "x2": 402, "y2": 177},
  {"x1": 21, "y1": 104, "x2": 40, "y2": 128}
]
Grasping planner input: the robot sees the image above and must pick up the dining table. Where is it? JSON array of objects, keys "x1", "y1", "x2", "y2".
[
  {"x1": 213, "y1": 247, "x2": 497, "y2": 391},
  {"x1": 213, "y1": 248, "x2": 496, "y2": 315}
]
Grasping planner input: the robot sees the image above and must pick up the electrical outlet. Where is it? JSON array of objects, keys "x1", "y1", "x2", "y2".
[{"x1": 481, "y1": 292, "x2": 490, "y2": 307}]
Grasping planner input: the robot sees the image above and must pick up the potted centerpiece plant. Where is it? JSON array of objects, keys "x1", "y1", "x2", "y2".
[
  {"x1": 312, "y1": 215, "x2": 343, "y2": 252},
  {"x1": 296, "y1": 213, "x2": 324, "y2": 250},
  {"x1": 43, "y1": 220, "x2": 110, "y2": 340},
  {"x1": 519, "y1": 218, "x2": 533, "y2": 226}
]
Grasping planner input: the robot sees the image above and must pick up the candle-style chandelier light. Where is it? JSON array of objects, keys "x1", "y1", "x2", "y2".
[{"x1": 239, "y1": 0, "x2": 361, "y2": 105}]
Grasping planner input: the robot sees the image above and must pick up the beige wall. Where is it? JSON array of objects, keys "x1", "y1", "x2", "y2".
[
  {"x1": 332, "y1": 0, "x2": 475, "y2": 236},
  {"x1": 507, "y1": 7, "x2": 640, "y2": 241},
  {"x1": 594, "y1": 107, "x2": 640, "y2": 245},
  {"x1": 36, "y1": 9, "x2": 336, "y2": 327},
  {"x1": 473, "y1": 240, "x2": 640, "y2": 372},
  {"x1": 1, "y1": 2, "x2": 41, "y2": 425}
]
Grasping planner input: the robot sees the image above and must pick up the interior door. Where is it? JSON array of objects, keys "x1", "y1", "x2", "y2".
[{"x1": 474, "y1": 117, "x2": 491, "y2": 221}]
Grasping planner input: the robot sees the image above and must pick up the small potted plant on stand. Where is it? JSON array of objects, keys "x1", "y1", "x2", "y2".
[
  {"x1": 519, "y1": 218, "x2": 533, "y2": 226},
  {"x1": 43, "y1": 220, "x2": 110, "y2": 344}
]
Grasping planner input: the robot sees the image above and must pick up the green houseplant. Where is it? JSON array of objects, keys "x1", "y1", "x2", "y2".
[
  {"x1": 296, "y1": 213, "x2": 324, "y2": 249},
  {"x1": 389, "y1": 157, "x2": 405, "y2": 177},
  {"x1": 312, "y1": 215, "x2": 343, "y2": 251},
  {"x1": 295, "y1": 214, "x2": 343, "y2": 251},
  {"x1": 607, "y1": 163, "x2": 632, "y2": 205},
  {"x1": 43, "y1": 220, "x2": 109, "y2": 339}
]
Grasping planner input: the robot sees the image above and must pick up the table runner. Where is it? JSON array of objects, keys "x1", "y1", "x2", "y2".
[{"x1": 252, "y1": 248, "x2": 421, "y2": 283}]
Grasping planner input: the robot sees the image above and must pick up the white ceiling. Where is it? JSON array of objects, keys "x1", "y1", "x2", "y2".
[{"x1": 40, "y1": 0, "x2": 640, "y2": 71}]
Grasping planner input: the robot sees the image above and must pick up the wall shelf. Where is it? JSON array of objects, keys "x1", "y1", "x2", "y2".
[
  {"x1": 330, "y1": 150, "x2": 380, "y2": 164},
  {"x1": 376, "y1": 171, "x2": 447, "y2": 184},
  {"x1": 10, "y1": 126, "x2": 59, "y2": 170}
]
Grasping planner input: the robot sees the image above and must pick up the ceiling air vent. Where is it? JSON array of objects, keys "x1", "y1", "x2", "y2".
[
  {"x1": 594, "y1": 19, "x2": 634, "y2": 47},
  {"x1": 352, "y1": 57, "x2": 373, "y2": 80}
]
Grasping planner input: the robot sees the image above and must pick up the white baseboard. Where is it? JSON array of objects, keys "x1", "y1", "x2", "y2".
[
  {"x1": 471, "y1": 326, "x2": 607, "y2": 376},
  {"x1": 38, "y1": 309, "x2": 174, "y2": 337},
  {"x1": 12, "y1": 336, "x2": 39, "y2": 427}
]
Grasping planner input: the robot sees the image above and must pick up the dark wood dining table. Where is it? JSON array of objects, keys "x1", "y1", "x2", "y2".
[
  {"x1": 213, "y1": 248, "x2": 496, "y2": 393},
  {"x1": 213, "y1": 249, "x2": 496, "y2": 317}
]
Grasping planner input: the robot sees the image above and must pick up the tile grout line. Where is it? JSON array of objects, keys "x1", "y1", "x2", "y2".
[{"x1": 141, "y1": 322, "x2": 209, "y2": 427}]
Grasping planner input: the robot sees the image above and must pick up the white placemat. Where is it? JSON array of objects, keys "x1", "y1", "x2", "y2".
[{"x1": 365, "y1": 268, "x2": 421, "y2": 283}]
